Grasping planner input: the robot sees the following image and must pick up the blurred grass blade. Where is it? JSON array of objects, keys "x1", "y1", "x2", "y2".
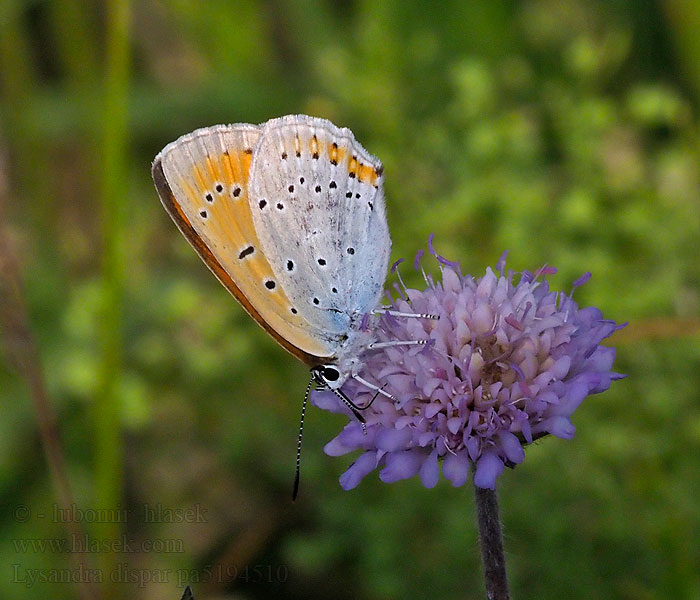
[{"x1": 95, "y1": 0, "x2": 130, "y2": 596}]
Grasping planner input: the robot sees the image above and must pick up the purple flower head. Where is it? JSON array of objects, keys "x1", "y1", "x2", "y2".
[{"x1": 312, "y1": 242, "x2": 626, "y2": 490}]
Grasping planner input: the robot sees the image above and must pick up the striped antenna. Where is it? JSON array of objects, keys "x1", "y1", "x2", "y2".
[{"x1": 292, "y1": 376, "x2": 314, "y2": 501}]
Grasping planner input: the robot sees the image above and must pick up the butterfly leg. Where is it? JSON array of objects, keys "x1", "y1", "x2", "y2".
[
  {"x1": 352, "y1": 374, "x2": 397, "y2": 401},
  {"x1": 325, "y1": 387, "x2": 368, "y2": 436},
  {"x1": 354, "y1": 385, "x2": 386, "y2": 410},
  {"x1": 372, "y1": 308, "x2": 439, "y2": 320},
  {"x1": 369, "y1": 339, "x2": 428, "y2": 350}
]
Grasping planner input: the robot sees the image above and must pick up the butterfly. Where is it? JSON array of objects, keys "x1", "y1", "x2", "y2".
[{"x1": 152, "y1": 115, "x2": 430, "y2": 495}]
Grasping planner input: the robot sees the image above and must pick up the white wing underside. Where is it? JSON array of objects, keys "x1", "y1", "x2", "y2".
[{"x1": 250, "y1": 115, "x2": 391, "y2": 345}]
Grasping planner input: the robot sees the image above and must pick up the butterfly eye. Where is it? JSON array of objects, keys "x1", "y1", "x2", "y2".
[{"x1": 321, "y1": 366, "x2": 340, "y2": 382}]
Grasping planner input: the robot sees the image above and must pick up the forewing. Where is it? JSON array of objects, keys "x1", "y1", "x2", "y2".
[
  {"x1": 153, "y1": 124, "x2": 334, "y2": 363},
  {"x1": 249, "y1": 115, "x2": 391, "y2": 337}
]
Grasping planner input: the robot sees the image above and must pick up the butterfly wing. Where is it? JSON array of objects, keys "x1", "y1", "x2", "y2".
[
  {"x1": 152, "y1": 124, "x2": 335, "y2": 364},
  {"x1": 249, "y1": 115, "x2": 391, "y2": 343}
]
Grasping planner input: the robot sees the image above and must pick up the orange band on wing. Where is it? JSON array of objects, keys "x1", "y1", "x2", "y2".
[{"x1": 152, "y1": 158, "x2": 326, "y2": 367}]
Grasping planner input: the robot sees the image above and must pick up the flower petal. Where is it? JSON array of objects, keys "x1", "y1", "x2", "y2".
[
  {"x1": 544, "y1": 416, "x2": 576, "y2": 439},
  {"x1": 375, "y1": 427, "x2": 412, "y2": 451},
  {"x1": 498, "y1": 431, "x2": 525, "y2": 464},
  {"x1": 380, "y1": 450, "x2": 424, "y2": 482},
  {"x1": 443, "y1": 451, "x2": 470, "y2": 487},
  {"x1": 419, "y1": 450, "x2": 440, "y2": 488},
  {"x1": 340, "y1": 451, "x2": 378, "y2": 490},
  {"x1": 474, "y1": 453, "x2": 505, "y2": 489},
  {"x1": 447, "y1": 417, "x2": 463, "y2": 435}
]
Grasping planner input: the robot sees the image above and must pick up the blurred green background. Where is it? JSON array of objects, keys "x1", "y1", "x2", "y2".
[{"x1": 1, "y1": 1, "x2": 699, "y2": 599}]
